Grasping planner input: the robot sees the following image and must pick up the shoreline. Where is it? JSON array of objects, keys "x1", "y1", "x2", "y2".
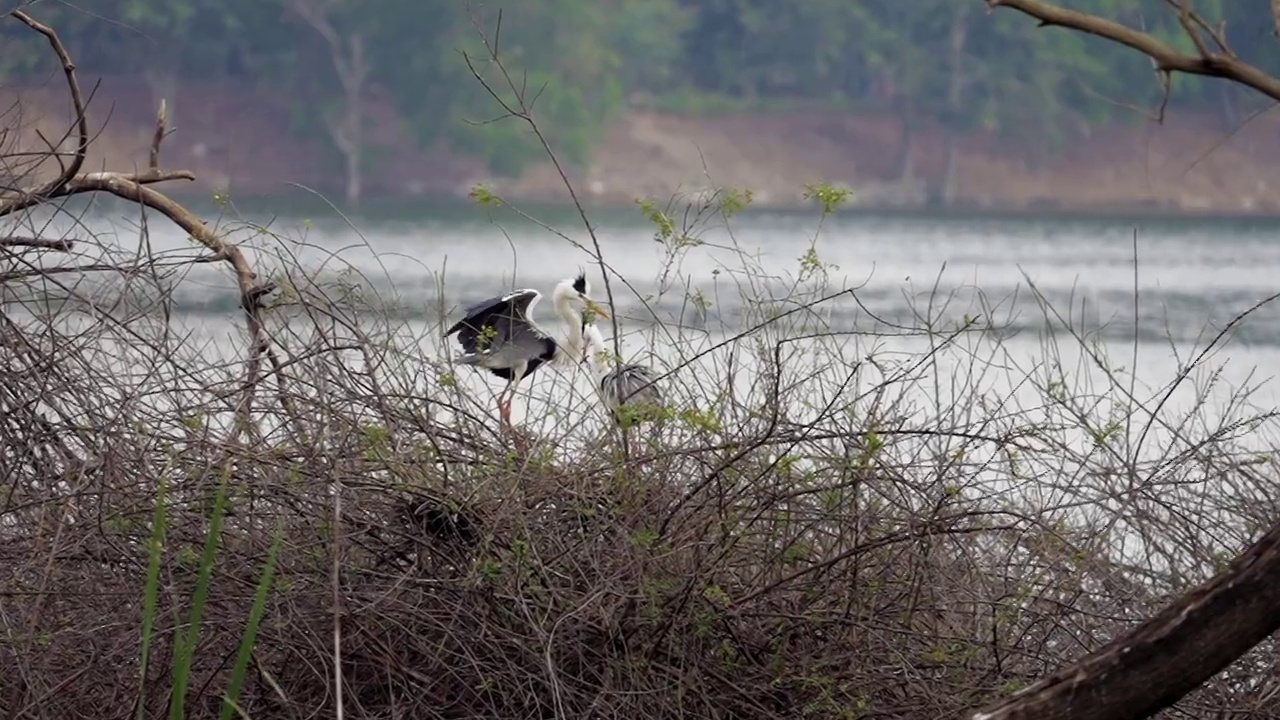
[{"x1": 159, "y1": 185, "x2": 1280, "y2": 227}]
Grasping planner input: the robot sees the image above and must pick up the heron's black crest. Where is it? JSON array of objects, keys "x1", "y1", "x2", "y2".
[{"x1": 572, "y1": 271, "x2": 587, "y2": 294}]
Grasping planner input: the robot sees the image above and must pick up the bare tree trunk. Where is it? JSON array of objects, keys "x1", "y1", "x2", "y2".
[
  {"x1": 289, "y1": 1, "x2": 368, "y2": 207},
  {"x1": 940, "y1": 139, "x2": 958, "y2": 208},
  {"x1": 896, "y1": 95, "x2": 915, "y2": 186},
  {"x1": 941, "y1": 4, "x2": 971, "y2": 207},
  {"x1": 342, "y1": 128, "x2": 361, "y2": 206},
  {"x1": 323, "y1": 109, "x2": 361, "y2": 208},
  {"x1": 329, "y1": 32, "x2": 366, "y2": 207}
]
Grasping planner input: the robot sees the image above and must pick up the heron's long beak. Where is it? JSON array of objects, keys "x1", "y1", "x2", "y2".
[{"x1": 581, "y1": 296, "x2": 611, "y2": 320}]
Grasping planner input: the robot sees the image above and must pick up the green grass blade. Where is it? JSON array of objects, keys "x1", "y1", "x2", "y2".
[
  {"x1": 219, "y1": 520, "x2": 284, "y2": 720},
  {"x1": 168, "y1": 467, "x2": 232, "y2": 720},
  {"x1": 135, "y1": 475, "x2": 169, "y2": 720},
  {"x1": 221, "y1": 696, "x2": 253, "y2": 720}
]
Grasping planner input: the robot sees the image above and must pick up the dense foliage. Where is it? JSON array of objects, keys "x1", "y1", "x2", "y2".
[{"x1": 1, "y1": 0, "x2": 1276, "y2": 180}]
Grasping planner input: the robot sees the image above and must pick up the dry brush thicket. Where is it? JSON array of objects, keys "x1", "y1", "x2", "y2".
[{"x1": 3, "y1": 9, "x2": 1280, "y2": 720}]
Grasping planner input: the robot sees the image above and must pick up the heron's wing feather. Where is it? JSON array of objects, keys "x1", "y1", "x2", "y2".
[
  {"x1": 505, "y1": 289, "x2": 542, "y2": 318},
  {"x1": 477, "y1": 324, "x2": 554, "y2": 366},
  {"x1": 445, "y1": 287, "x2": 556, "y2": 382},
  {"x1": 460, "y1": 288, "x2": 539, "y2": 320},
  {"x1": 444, "y1": 288, "x2": 543, "y2": 356},
  {"x1": 602, "y1": 364, "x2": 663, "y2": 407},
  {"x1": 445, "y1": 289, "x2": 537, "y2": 333}
]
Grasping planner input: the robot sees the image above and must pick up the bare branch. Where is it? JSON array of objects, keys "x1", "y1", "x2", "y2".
[
  {"x1": 289, "y1": 0, "x2": 343, "y2": 55},
  {"x1": 287, "y1": 0, "x2": 366, "y2": 91},
  {"x1": 7, "y1": 10, "x2": 88, "y2": 198},
  {"x1": 986, "y1": 0, "x2": 1280, "y2": 102},
  {"x1": 149, "y1": 98, "x2": 166, "y2": 172},
  {"x1": 1073, "y1": 69, "x2": 1172, "y2": 124},
  {"x1": 1160, "y1": 0, "x2": 1232, "y2": 55},
  {"x1": 0, "y1": 236, "x2": 74, "y2": 251},
  {"x1": 1174, "y1": 0, "x2": 1212, "y2": 58},
  {"x1": 33, "y1": 128, "x2": 66, "y2": 177},
  {"x1": 461, "y1": 7, "x2": 622, "y2": 351}
]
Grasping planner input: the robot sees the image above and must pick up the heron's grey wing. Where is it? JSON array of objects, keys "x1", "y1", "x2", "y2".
[
  {"x1": 449, "y1": 291, "x2": 556, "y2": 382},
  {"x1": 604, "y1": 364, "x2": 663, "y2": 407},
  {"x1": 444, "y1": 288, "x2": 541, "y2": 355},
  {"x1": 480, "y1": 320, "x2": 556, "y2": 370}
]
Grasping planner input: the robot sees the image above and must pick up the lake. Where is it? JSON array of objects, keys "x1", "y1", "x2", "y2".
[{"x1": 7, "y1": 196, "x2": 1280, "y2": 462}]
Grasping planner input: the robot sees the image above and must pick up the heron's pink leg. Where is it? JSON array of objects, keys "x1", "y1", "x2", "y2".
[
  {"x1": 498, "y1": 394, "x2": 512, "y2": 426},
  {"x1": 500, "y1": 375, "x2": 523, "y2": 428}
]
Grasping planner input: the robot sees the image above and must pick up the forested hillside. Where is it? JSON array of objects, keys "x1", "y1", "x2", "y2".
[{"x1": 2, "y1": 0, "x2": 1277, "y2": 210}]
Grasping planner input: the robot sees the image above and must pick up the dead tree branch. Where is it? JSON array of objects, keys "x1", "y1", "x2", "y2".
[
  {"x1": 6, "y1": 10, "x2": 87, "y2": 200},
  {"x1": 985, "y1": 0, "x2": 1280, "y2": 103},
  {"x1": 0, "y1": 236, "x2": 74, "y2": 251},
  {"x1": 149, "y1": 98, "x2": 167, "y2": 172},
  {"x1": 0, "y1": 9, "x2": 296, "y2": 443},
  {"x1": 1163, "y1": 0, "x2": 1231, "y2": 56}
]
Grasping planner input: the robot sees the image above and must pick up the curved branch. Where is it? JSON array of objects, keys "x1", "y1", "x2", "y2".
[
  {"x1": 8, "y1": 10, "x2": 88, "y2": 198},
  {"x1": 986, "y1": 0, "x2": 1280, "y2": 103}
]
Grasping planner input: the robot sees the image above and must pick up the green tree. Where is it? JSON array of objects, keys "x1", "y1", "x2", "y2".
[
  {"x1": 398, "y1": 0, "x2": 628, "y2": 177},
  {"x1": 677, "y1": 0, "x2": 880, "y2": 101},
  {"x1": 3, "y1": 0, "x2": 1275, "y2": 198}
]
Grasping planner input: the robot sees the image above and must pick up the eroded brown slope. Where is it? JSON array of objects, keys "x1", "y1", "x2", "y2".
[{"x1": 3, "y1": 74, "x2": 1277, "y2": 214}]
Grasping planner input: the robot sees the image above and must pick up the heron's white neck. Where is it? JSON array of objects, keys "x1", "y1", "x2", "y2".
[
  {"x1": 552, "y1": 292, "x2": 586, "y2": 364},
  {"x1": 580, "y1": 322, "x2": 610, "y2": 379}
]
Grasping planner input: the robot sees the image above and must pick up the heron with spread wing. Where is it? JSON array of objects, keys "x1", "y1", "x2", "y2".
[{"x1": 444, "y1": 272, "x2": 611, "y2": 425}]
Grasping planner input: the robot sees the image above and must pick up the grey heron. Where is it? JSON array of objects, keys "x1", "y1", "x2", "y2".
[
  {"x1": 581, "y1": 320, "x2": 664, "y2": 427},
  {"x1": 444, "y1": 272, "x2": 611, "y2": 425}
]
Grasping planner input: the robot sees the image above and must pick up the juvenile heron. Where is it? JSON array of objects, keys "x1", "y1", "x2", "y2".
[
  {"x1": 444, "y1": 272, "x2": 611, "y2": 425},
  {"x1": 581, "y1": 320, "x2": 664, "y2": 427}
]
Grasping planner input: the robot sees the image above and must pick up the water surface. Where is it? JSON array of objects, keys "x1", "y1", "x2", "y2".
[{"x1": 8, "y1": 198, "x2": 1280, "y2": 446}]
